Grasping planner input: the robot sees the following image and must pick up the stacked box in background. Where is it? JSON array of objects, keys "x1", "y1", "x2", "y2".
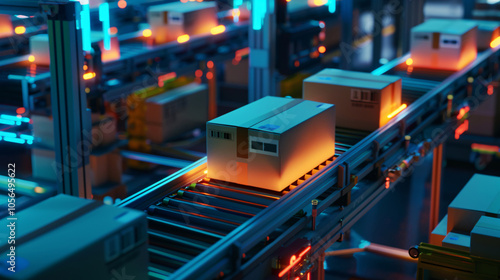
[
  {"x1": 303, "y1": 68, "x2": 401, "y2": 132},
  {"x1": 0, "y1": 195, "x2": 148, "y2": 279},
  {"x1": 467, "y1": 91, "x2": 500, "y2": 137},
  {"x1": 145, "y1": 83, "x2": 208, "y2": 143},
  {"x1": 147, "y1": 2, "x2": 218, "y2": 44},
  {"x1": 207, "y1": 96, "x2": 335, "y2": 192},
  {"x1": 410, "y1": 19, "x2": 477, "y2": 71},
  {"x1": 469, "y1": 20, "x2": 500, "y2": 50},
  {"x1": 0, "y1": 15, "x2": 13, "y2": 38}
]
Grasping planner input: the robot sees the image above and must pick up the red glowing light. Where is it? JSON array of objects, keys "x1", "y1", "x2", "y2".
[
  {"x1": 16, "y1": 107, "x2": 25, "y2": 114},
  {"x1": 307, "y1": 272, "x2": 310, "y2": 280},
  {"x1": 385, "y1": 177, "x2": 390, "y2": 189},
  {"x1": 207, "y1": 61, "x2": 214, "y2": 69},
  {"x1": 158, "y1": 72, "x2": 176, "y2": 87},
  {"x1": 195, "y1": 69, "x2": 203, "y2": 78},
  {"x1": 455, "y1": 120, "x2": 469, "y2": 140},
  {"x1": 318, "y1": 46, "x2": 326, "y2": 54},
  {"x1": 456, "y1": 106, "x2": 470, "y2": 120},
  {"x1": 118, "y1": 0, "x2": 127, "y2": 9},
  {"x1": 488, "y1": 85, "x2": 494, "y2": 95},
  {"x1": 235, "y1": 47, "x2": 250, "y2": 61},
  {"x1": 278, "y1": 246, "x2": 311, "y2": 277},
  {"x1": 294, "y1": 60, "x2": 300, "y2": 67},
  {"x1": 206, "y1": 72, "x2": 214, "y2": 80}
]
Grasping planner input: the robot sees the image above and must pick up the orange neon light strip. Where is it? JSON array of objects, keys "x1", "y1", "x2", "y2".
[
  {"x1": 454, "y1": 120, "x2": 469, "y2": 140},
  {"x1": 471, "y1": 143, "x2": 500, "y2": 153},
  {"x1": 491, "y1": 36, "x2": 500, "y2": 48},
  {"x1": 387, "y1": 104, "x2": 407, "y2": 119},
  {"x1": 278, "y1": 246, "x2": 311, "y2": 277},
  {"x1": 456, "y1": 106, "x2": 470, "y2": 120},
  {"x1": 158, "y1": 72, "x2": 176, "y2": 87},
  {"x1": 83, "y1": 72, "x2": 96, "y2": 80},
  {"x1": 210, "y1": 25, "x2": 226, "y2": 35},
  {"x1": 385, "y1": 177, "x2": 390, "y2": 189}
]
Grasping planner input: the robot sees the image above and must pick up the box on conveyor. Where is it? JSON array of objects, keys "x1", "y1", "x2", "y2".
[
  {"x1": 207, "y1": 96, "x2": 335, "y2": 192},
  {"x1": 448, "y1": 174, "x2": 500, "y2": 234},
  {"x1": 471, "y1": 216, "x2": 500, "y2": 260},
  {"x1": 410, "y1": 19, "x2": 477, "y2": 71},
  {"x1": 442, "y1": 232, "x2": 470, "y2": 252},
  {"x1": 89, "y1": 150, "x2": 122, "y2": 187},
  {"x1": 29, "y1": 34, "x2": 50, "y2": 66},
  {"x1": 303, "y1": 68, "x2": 401, "y2": 132},
  {"x1": 0, "y1": 15, "x2": 13, "y2": 38},
  {"x1": 145, "y1": 83, "x2": 208, "y2": 143},
  {"x1": 147, "y1": 1, "x2": 218, "y2": 44},
  {"x1": 0, "y1": 194, "x2": 148, "y2": 279},
  {"x1": 468, "y1": 20, "x2": 500, "y2": 50}
]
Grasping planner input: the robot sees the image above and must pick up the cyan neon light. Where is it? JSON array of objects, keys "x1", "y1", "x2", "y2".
[
  {"x1": 0, "y1": 114, "x2": 29, "y2": 123},
  {"x1": 80, "y1": 3, "x2": 91, "y2": 52},
  {"x1": 252, "y1": 0, "x2": 266, "y2": 30},
  {"x1": 0, "y1": 131, "x2": 16, "y2": 138},
  {"x1": 0, "y1": 119, "x2": 15, "y2": 126},
  {"x1": 99, "y1": 3, "x2": 111, "y2": 50},
  {"x1": 233, "y1": 0, "x2": 243, "y2": 23},
  {"x1": 4, "y1": 137, "x2": 25, "y2": 144},
  {"x1": 20, "y1": 134, "x2": 34, "y2": 141},
  {"x1": 328, "y1": 0, "x2": 336, "y2": 13}
]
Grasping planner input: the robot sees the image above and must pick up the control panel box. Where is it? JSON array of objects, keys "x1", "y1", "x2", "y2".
[
  {"x1": 145, "y1": 83, "x2": 208, "y2": 143},
  {"x1": 303, "y1": 68, "x2": 401, "y2": 132},
  {"x1": 147, "y1": 2, "x2": 218, "y2": 44},
  {"x1": 0, "y1": 195, "x2": 148, "y2": 279},
  {"x1": 410, "y1": 19, "x2": 477, "y2": 71},
  {"x1": 448, "y1": 174, "x2": 500, "y2": 233},
  {"x1": 207, "y1": 96, "x2": 335, "y2": 192}
]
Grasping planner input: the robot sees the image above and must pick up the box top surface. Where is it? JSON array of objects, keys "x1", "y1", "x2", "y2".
[
  {"x1": 472, "y1": 216, "x2": 500, "y2": 235},
  {"x1": 303, "y1": 68, "x2": 400, "y2": 90},
  {"x1": 250, "y1": 101, "x2": 333, "y2": 134},
  {"x1": 449, "y1": 174, "x2": 500, "y2": 214},
  {"x1": 443, "y1": 232, "x2": 471, "y2": 247},
  {"x1": 208, "y1": 96, "x2": 333, "y2": 133},
  {"x1": 412, "y1": 19, "x2": 477, "y2": 35},
  {"x1": 147, "y1": 83, "x2": 207, "y2": 104},
  {"x1": 148, "y1": 1, "x2": 216, "y2": 13},
  {"x1": 466, "y1": 20, "x2": 500, "y2": 31}
]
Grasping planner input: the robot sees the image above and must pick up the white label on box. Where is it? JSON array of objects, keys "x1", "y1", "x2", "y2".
[
  {"x1": 440, "y1": 34, "x2": 461, "y2": 49},
  {"x1": 351, "y1": 89, "x2": 373, "y2": 102},
  {"x1": 168, "y1": 12, "x2": 184, "y2": 25},
  {"x1": 249, "y1": 136, "x2": 279, "y2": 157}
]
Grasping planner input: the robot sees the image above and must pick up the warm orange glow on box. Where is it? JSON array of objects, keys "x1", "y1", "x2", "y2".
[
  {"x1": 177, "y1": 34, "x2": 190, "y2": 43},
  {"x1": 387, "y1": 104, "x2": 407, "y2": 119},
  {"x1": 210, "y1": 25, "x2": 225, "y2": 35},
  {"x1": 14, "y1": 26, "x2": 26, "y2": 35},
  {"x1": 142, "y1": 29, "x2": 152, "y2": 38},
  {"x1": 99, "y1": 36, "x2": 121, "y2": 62},
  {"x1": 0, "y1": 15, "x2": 13, "y2": 38},
  {"x1": 405, "y1": 58, "x2": 413, "y2": 66},
  {"x1": 28, "y1": 55, "x2": 35, "y2": 63},
  {"x1": 232, "y1": 8, "x2": 241, "y2": 18},
  {"x1": 491, "y1": 36, "x2": 500, "y2": 48},
  {"x1": 83, "y1": 72, "x2": 96, "y2": 80},
  {"x1": 318, "y1": 46, "x2": 326, "y2": 54}
]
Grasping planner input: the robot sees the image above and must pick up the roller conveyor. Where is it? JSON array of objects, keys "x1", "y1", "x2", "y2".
[{"x1": 117, "y1": 44, "x2": 500, "y2": 280}]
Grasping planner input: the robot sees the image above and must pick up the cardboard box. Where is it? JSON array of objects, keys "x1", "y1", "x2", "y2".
[
  {"x1": 30, "y1": 34, "x2": 50, "y2": 66},
  {"x1": 91, "y1": 113, "x2": 117, "y2": 147},
  {"x1": 145, "y1": 83, "x2": 208, "y2": 143},
  {"x1": 0, "y1": 15, "x2": 13, "y2": 38},
  {"x1": 91, "y1": 31, "x2": 121, "y2": 62},
  {"x1": 471, "y1": 216, "x2": 500, "y2": 260},
  {"x1": 442, "y1": 232, "x2": 470, "y2": 252},
  {"x1": 147, "y1": 2, "x2": 218, "y2": 44},
  {"x1": 303, "y1": 68, "x2": 401, "y2": 131},
  {"x1": 469, "y1": 20, "x2": 500, "y2": 50},
  {"x1": 468, "y1": 92, "x2": 500, "y2": 137},
  {"x1": 430, "y1": 214, "x2": 448, "y2": 246},
  {"x1": 448, "y1": 174, "x2": 500, "y2": 233},
  {"x1": 207, "y1": 96, "x2": 335, "y2": 191},
  {"x1": 410, "y1": 19, "x2": 477, "y2": 71},
  {"x1": 0, "y1": 194, "x2": 148, "y2": 280},
  {"x1": 89, "y1": 151, "x2": 122, "y2": 187}
]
